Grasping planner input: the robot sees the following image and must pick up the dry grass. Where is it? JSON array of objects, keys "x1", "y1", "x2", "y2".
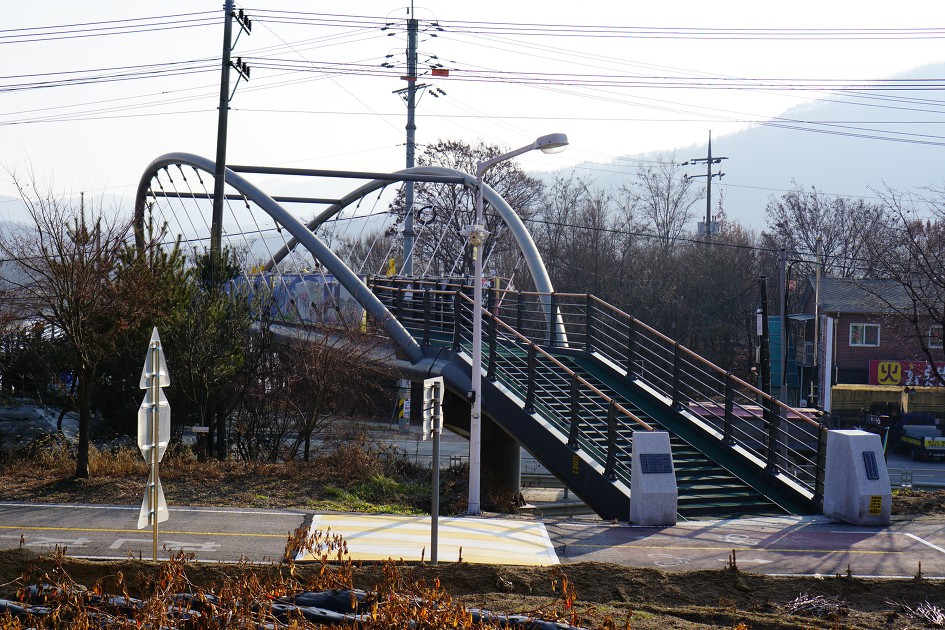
[
  {"x1": 0, "y1": 430, "x2": 513, "y2": 515},
  {"x1": 1, "y1": 530, "x2": 599, "y2": 630}
]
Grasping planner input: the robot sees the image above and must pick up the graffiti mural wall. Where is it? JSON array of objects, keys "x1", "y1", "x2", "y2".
[{"x1": 231, "y1": 273, "x2": 365, "y2": 327}]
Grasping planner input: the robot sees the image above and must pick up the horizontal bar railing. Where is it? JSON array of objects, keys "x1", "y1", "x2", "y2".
[
  {"x1": 369, "y1": 277, "x2": 652, "y2": 487},
  {"x1": 585, "y1": 294, "x2": 823, "y2": 497},
  {"x1": 369, "y1": 277, "x2": 824, "y2": 501}
]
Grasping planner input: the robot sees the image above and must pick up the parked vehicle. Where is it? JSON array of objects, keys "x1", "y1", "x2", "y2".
[{"x1": 889, "y1": 413, "x2": 945, "y2": 461}]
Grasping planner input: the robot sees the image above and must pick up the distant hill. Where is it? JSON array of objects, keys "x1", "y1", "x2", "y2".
[{"x1": 567, "y1": 62, "x2": 945, "y2": 230}]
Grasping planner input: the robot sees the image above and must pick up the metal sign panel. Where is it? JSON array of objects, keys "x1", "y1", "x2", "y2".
[
  {"x1": 639, "y1": 453, "x2": 673, "y2": 475},
  {"x1": 139, "y1": 328, "x2": 170, "y2": 389},
  {"x1": 421, "y1": 376, "x2": 444, "y2": 440},
  {"x1": 137, "y1": 479, "x2": 168, "y2": 529},
  {"x1": 137, "y1": 389, "x2": 170, "y2": 462}
]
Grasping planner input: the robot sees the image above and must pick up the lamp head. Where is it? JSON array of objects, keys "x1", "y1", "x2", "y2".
[{"x1": 535, "y1": 133, "x2": 569, "y2": 154}]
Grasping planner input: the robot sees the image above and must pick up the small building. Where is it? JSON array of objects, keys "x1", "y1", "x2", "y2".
[{"x1": 791, "y1": 277, "x2": 944, "y2": 414}]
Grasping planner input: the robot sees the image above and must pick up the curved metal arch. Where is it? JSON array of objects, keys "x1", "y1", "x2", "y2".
[
  {"x1": 132, "y1": 152, "x2": 424, "y2": 364},
  {"x1": 267, "y1": 166, "x2": 556, "y2": 296}
]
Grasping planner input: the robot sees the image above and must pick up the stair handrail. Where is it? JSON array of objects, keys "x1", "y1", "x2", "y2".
[
  {"x1": 464, "y1": 291, "x2": 656, "y2": 433},
  {"x1": 372, "y1": 278, "x2": 656, "y2": 433},
  {"x1": 587, "y1": 295, "x2": 821, "y2": 430}
]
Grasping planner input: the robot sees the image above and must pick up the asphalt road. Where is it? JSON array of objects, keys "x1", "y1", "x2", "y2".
[
  {"x1": 3, "y1": 502, "x2": 945, "y2": 578},
  {"x1": 546, "y1": 515, "x2": 945, "y2": 578},
  {"x1": 0, "y1": 503, "x2": 304, "y2": 563}
]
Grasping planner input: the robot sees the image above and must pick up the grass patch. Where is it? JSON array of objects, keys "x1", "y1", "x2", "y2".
[{"x1": 314, "y1": 475, "x2": 429, "y2": 515}]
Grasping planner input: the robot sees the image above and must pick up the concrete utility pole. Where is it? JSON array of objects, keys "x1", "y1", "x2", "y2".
[
  {"x1": 211, "y1": 2, "x2": 251, "y2": 274},
  {"x1": 402, "y1": 12, "x2": 418, "y2": 276},
  {"x1": 759, "y1": 276, "x2": 771, "y2": 397},
  {"x1": 813, "y1": 236, "x2": 823, "y2": 407},
  {"x1": 779, "y1": 247, "x2": 788, "y2": 402},
  {"x1": 394, "y1": 3, "x2": 446, "y2": 275},
  {"x1": 683, "y1": 131, "x2": 728, "y2": 237}
]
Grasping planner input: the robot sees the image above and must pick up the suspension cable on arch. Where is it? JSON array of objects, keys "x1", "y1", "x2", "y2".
[
  {"x1": 421, "y1": 192, "x2": 463, "y2": 278},
  {"x1": 356, "y1": 186, "x2": 393, "y2": 274}
]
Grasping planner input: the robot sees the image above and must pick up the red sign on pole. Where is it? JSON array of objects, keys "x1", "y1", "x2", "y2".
[{"x1": 431, "y1": 68, "x2": 449, "y2": 77}]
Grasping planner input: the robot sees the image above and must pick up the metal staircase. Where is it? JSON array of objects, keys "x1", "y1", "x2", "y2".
[{"x1": 372, "y1": 277, "x2": 826, "y2": 519}]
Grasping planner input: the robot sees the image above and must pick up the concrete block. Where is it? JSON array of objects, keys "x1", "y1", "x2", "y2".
[
  {"x1": 629, "y1": 431, "x2": 678, "y2": 525},
  {"x1": 823, "y1": 429, "x2": 891, "y2": 526}
]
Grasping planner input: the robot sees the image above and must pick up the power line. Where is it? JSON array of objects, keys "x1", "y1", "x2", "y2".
[
  {"x1": 240, "y1": 12, "x2": 945, "y2": 41},
  {"x1": 0, "y1": 13, "x2": 218, "y2": 45}
]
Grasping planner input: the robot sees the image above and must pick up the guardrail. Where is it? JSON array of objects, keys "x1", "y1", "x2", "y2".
[
  {"x1": 888, "y1": 467, "x2": 945, "y2": 489},
  {"x1": 370, "y1": 276, "x2": 825, "y2": 503}
]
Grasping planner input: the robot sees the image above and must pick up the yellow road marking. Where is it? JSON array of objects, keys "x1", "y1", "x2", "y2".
[{"x1": 299, "y1": 515, "x2": 558, "y2": 566}]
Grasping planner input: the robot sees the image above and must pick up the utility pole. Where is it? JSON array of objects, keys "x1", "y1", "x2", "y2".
[
  {"x1": 779, "y1": 247, "x2": 788, "y2": 402},
  {"x1": 402, "y1": 11, "x2": 418, "y2": 276},
  {"x1": 211, "y1": 2, "x2": 251, "y2": 278},
  {"x1": 683, "y1": 131, "x2": 727, "y2": 237},
  {"x1": 759, "y1": 276, "x2": 771, "y2": 397},
  {"x1": 812, "y1": 236, "x2": 823, "y2": 407},
  {"x1": 393, "y1": 3, "x2": 446, "y2": 276}
]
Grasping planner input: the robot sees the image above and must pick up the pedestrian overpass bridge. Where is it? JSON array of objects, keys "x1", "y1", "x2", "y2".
[{"x1": 134, "y1": 152, "x2": 826, "y2": 521}]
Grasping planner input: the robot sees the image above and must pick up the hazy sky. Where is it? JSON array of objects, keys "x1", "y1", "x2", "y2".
[{"x1": 3, "y1": 1, "x2": 944, "y2": 216}]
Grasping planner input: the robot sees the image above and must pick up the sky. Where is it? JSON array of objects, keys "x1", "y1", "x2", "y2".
[{"x1": 3, "y1": 1, "x2": 945, "y2": 226}]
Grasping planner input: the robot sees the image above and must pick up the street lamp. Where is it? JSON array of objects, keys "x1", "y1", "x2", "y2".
[{"x1": 466, "y1": 132, "x2": 568, "y2": 514}]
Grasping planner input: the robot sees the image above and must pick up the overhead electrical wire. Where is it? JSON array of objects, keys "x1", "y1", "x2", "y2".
[
  {"x1": 242, "y1": 10, "x2": 945, "y2": 40},
  {"x1": 0, "y1": 12, "x2": 219, "y2": 45}
]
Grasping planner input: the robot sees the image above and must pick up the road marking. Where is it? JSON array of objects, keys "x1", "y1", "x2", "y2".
[
  {"x1": 0, "y1": 503, "x2": 305, "y2": 517},
  {"x1": 110, "y1": 538, "x2": 152, "y2": 549},
  {"x1": 717, "y1": 557, "x2": 773, "y2": 564},
  {"x1": 905, "y1": 533, "x2": 945, "y2": 555},
  {"x1": 23, "y1": 536, "x2": 91, "y2": 548},
  {"x1": 647, "y1": 553, "x2": 689, "y2": 567},
  {"x1": 298, "y1": 515, "x2": 558, "y2": 565},
  {"x1": 566, "y1": 543, "x2": 902, "y2": 555},
  {"x1": 161, "y1": 540, "x2": 221, "y2": 553},
  {"x1": 0, "y1": 525, "x2": 289, "y2": 539}
]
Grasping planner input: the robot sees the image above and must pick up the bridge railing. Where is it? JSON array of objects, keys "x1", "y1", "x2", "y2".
[
  {"x1": 370, "y1": 277, "x2": 825, "y2": 503},
  {"x1": 371, "y1": 278, "x2": 654, "y2": 487}
]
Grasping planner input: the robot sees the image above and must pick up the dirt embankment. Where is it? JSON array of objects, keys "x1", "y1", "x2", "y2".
[{"x1": 2, "y1": 547, "x2": 944, "y2": 629}]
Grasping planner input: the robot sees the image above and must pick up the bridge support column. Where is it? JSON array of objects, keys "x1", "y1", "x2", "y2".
[{"x1": 481, "y1": 415, "x2": 522, "y2": 505}]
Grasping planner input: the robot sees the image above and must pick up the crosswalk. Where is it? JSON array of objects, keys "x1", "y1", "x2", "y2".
[{"x1": 296, "y1": 514, "x2": 558, "y2": 565}]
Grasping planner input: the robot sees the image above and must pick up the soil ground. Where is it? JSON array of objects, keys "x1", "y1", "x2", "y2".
[{"x1": 2, "y1": 546, "x2": 945, "y2": 629}]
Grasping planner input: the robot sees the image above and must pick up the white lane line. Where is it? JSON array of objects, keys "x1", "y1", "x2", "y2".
[
  {"x1": 0, "y1": 503, "x2": 305, "y2": 517},
  {"x1": 764, "y1": 573, "x2": 945, "y2": 580},
  {"x1": 905, "y1": 533, "x2": 945, "y2": 555}
]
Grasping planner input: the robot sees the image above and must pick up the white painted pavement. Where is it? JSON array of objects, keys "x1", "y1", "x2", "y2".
[{"x1": 297, "y1": 514, "x2": 558, "y2": 565}]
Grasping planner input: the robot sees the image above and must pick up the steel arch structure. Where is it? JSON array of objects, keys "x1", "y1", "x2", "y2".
[{"x1": 132, "y1": 153, "x2": 558, "y2": 364}]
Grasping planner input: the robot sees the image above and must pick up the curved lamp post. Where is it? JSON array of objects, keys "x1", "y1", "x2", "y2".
[{"x1": 467, "y1": 132, "x2": 568, "y2": 514}]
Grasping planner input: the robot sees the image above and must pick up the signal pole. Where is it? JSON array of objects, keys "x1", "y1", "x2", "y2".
[{"x1": 683, "y1": 131, "x2": 727, "y2": 237}]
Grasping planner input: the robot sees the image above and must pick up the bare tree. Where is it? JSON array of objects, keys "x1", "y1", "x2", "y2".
[
  {"x1": 763, "y1": 182, "x2": 889, "y2": 279},
  {"x1": 387, "y1": 139, "x2": 545, "y2": 279},
  {"x1": 279, "y1": 326, "x2": 395, "y2": 462},
  {"x1": 866, "y1": 186, "x2": 945, "y2": 384},
  {"x1": 0, "y1": 177, "x2": 174, "y2": 477},
  {"x1": 621, "y1": 154, "x2": 701, "y2": 248}
]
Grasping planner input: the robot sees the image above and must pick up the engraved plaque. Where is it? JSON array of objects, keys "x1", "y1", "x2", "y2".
[
  {"x1": 639, "y1": 453, "x2": 673, "y2": 474},
  {"x1": 862, "y1": 451, "x2": 880, "y2": 480}
]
